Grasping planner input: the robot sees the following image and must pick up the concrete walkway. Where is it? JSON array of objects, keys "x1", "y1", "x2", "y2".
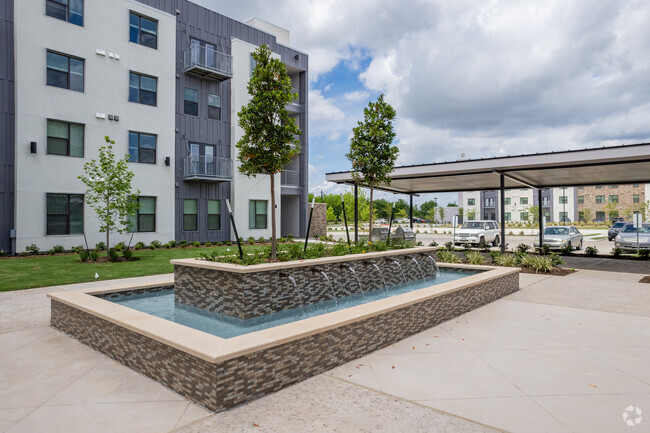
[{"x1": 1, "y1": 271, "x2": 649, "y2": 432}]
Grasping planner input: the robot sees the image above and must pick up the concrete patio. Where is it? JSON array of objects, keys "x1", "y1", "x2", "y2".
[{"x1": 1, "y1": 269, "x2": 649, "y2": 432}]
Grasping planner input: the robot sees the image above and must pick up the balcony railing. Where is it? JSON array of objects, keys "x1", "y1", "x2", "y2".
[
  {"x1": 183, "y1": 156, "x2": 232, "y2": 182},
  {"x1": 281, "y1": 169, "x2": 301, "y2": 186},
  {"x1": 290, "y1": 87, "x2": 300, "y2": 105},
  {"x1": 183, "y1": 45, "x2": 233, "y2": 81}
]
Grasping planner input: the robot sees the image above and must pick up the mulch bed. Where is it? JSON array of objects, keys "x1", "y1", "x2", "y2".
[
  {"x1": 640, "y1": 276, "x2": 650, "y2": 284},
  {"x1": 518, "y1": 266, "x2": 575, "y2": 276}
]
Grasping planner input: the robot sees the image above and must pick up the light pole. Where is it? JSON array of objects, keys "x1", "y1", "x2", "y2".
[
  {"x1": 562, "y1": 187, "x2": 566, "y2": 225},
  {"x1": 433, "y1": 196, "x2": 438, "y2": 224}
]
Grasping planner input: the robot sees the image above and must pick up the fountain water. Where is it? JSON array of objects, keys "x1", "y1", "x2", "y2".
[
  {"x1": 339, "y1": 264, "x2": 363, "y2": 297},
  {"x1": 312, "y1": 268, "x2": 338, "y2": 305},
  {"x1": 279, "y1": 272, "x2": 305, "y2": 315},
  {"x1": 410, "y1": 256, "x2": 426, "y2": 280},
  {"x1": 426, "y1": 254, "x2": 440, "y2": 275},
  {"x1": 369, "y1": 262, "x2": 389, "y2": 292},
  {"x1": 386, "y1": 258, "x2": 407, "y2": 285}
]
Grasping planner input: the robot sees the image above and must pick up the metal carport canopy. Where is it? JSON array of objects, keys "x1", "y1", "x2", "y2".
[{"x1": 325, "y1": 143, "x2": 650, "y2": 193}]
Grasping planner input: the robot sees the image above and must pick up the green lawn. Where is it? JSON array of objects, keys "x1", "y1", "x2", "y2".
[{"x1": 0, "y1": 245, "x2": 266, "y2": 292}]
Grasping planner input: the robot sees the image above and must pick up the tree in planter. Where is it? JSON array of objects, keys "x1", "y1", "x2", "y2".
[
  {"x1": 603, "y1": 201, "x2": 619, "y2": 222},
  {"x1": 78, "y1": 136, "x2": 140, "y2": 259},
  {"x1": 346, "y1": 94, "x2": 398, "y2": 232},
  {"x1": 236, "y1": 44, "x2": 301, "y2": 261},
  {"x1": 581, "y1": 208, "x2": 593, "y2": 223},
  {"x1": 439, "y1": 206, "x2": 446, "y2": 224}
]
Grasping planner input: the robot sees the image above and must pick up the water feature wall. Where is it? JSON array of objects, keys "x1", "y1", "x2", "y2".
[{"x1": 173, "y1": 248, "x2": 440, "y2": 319}]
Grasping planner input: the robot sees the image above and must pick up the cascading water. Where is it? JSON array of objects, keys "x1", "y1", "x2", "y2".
[
  {"x1": 410, "y1": 256, "x2": 426, "y2": 280},
  {"x1": 426, "y1": 254, "x2": 440, "y2": 276},
  {"x1": 279, "y1": 272, "x2": 306, "y2": 316},
  {"x1": 370, "y1": 262, "x2": 389, "y2": 293},
  {"x1": 340, "y1": 264, "x2": 364, "y2": 298},
  {"x1": 313, "y1": 269, "x2": 338, "y2": 306},
  {"x1": 387, "y1": 258, "x2": 407, "y2": 285}
]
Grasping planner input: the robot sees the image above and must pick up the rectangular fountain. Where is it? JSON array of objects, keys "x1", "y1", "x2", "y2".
[{"x1": 49, "y1": 246, "x2": 519, "y2": 412}]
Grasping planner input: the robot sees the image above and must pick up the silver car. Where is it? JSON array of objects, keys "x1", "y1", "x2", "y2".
[
  {"x1": 533, "y1": 226, "x2": 583, "y2": 250},
  {"x1": 615, "y1": 223, "x2": 650, "y2": 252}
]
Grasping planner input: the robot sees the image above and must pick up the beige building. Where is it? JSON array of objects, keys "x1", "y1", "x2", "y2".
[{"x1": 576, "y1": 184, "x2": 646, "y2": 221}]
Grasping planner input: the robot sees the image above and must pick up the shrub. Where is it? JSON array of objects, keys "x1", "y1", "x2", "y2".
[
  {"x1": 95, "y1": 242, "x2": 106, "y2": 251},
  {"x1": 516, "y1": 243, "x2": 531, "y2": 253},
  {"x1": 287, "y1": 234, "x2": 295, "y2": 242},
  {"x1": 464, "y1": 250, "x2": 486, "y2": 265},
  {"x1": 611, "y1": 247, "x2": 623, "y2": 258},
  {"x1": 18, "y1": 251, "x2": 29, "y2": 257},
  {"x1": 150, "y1": 240, "x2": 162, "y2": 249},
  {"x1": 193, "y1": 241, "x2": 201, "y2": 247},
  {"x1": 279, "y1": 237, "x2": 287, "y2": 243},
  {"x1": 47, "y1": 248, "x2": 56, "y2": 255},
  {"x1": 494, "y1": 253, "x2": 519, "y2": 267},
  {"x1": 584, "y1": 246, "x2": 598, "y2": 256},
  {"x1": 525, "y1": 255, "x2": 554, "y2": 273},
  {"x1": 248, "y1": 236, "x2": 256, "y2": 245},
  {"x1": 224, "y1": 240, "x2": 232, "y2": 246},
  {"x1": 122, "y1": 249, "x2": 133, "y2": 260},
  {"x1": 257, "y1": 236, "x2": 266, "y2": 244},
  {"x1": 560, "y1": 244, "x2": 573, "y2": 255},
  {"x1": 52, "y1": 244, "x2": 65, "y2": 254},
  {"x1": 303, "y1": 243, "x2": 326, "y2": 259},
  {"x1": 25, "y1": 244, "x2": 40, "y2": 255},
  {"x1": 444, "y1": 241, "x2": 454, "y2": 251},
  {"x1": 428, "y1": 241, "x2": 438, "y2": 247},
  {"x1": 549, "y1": 253, "x2": 564, "y2": 267},
  {"x1": 168, "y1": 240, "x2": 178, "y2": 248},
  {"x1": 437, "y1": 250, "x2": 461, "y2": 263},
  {"x1": 536, "y1": 244, "x2": 550, "y2": 255},
  {"x1": 113, "y1": 241, "x2": 126, "y2": 252},
  {"x1": 205, "y1": 241, "x2": 212, "y2": 247},
  {"x1": 163, "y1": 242, "x2": 172, "y2": 249},
  {"x1": 78, "y1": 250, "x2": 90, "y2": 262},
  {"x1": 108, "y1": 248, "x2": 120, "y2": 262},
  {"x1": 72, "y1": 245, "x2": 84, "y2": 254},
  {"x1": 89, "y1": 251, "x2": 99, "y2": 261},
  {"x1": 179, "y1": 240, "x2": 188, "y2": 248},
  {"x1": 638, "y1": 249, "x2": 650, "y2": 259},
  {"x1": 214, "y1": 241, "x2": 223, "y2": 246},
  {"x1": 134, "y1": 241, "x2": 146, "y2": 250}
]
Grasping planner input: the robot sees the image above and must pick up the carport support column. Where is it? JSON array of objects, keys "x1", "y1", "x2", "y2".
[
  {"x1": 500, "y1": 174, "x2": 506, "y2": 253},
  {"x1": 538, "y1": 189, "x2": 543, "y2": 248},
  {"x1": 409, "y1": 195, "x2": 413, "y2": 229},
  {"x1": 354, "y1": 183, "x2": 358, "y2": 243}
]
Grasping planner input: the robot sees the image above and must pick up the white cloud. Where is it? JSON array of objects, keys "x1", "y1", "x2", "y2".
[
  {"x1": 309, "y1": 89, "x2": 344, "y2": 122},
  {"x1": 343, "y1": 90, "x2": 370, "y2": 102}
]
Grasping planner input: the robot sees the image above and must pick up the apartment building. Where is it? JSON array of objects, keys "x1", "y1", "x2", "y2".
[
  {"x1": 0, "y1": 0, "x2": 308, "y2": 253},
  {"x1": 576, "y1": 184, "x2": 646, "y2": 221}
]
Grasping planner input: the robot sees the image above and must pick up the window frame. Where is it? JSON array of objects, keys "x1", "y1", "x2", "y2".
[
  {"x1": 577, "y1": 195, "x2": 584, "y2": 204},
  {"x1": 484, "y1": 198, "x2": 495, "y2": 208},
  {"x1": 46, "y1": 119, "x2": 84, "y2": 157},
  {"x1": 520, "y1": 212, "x2": 528, "y2": 221},
  {"x1": 207, "y1": 93, "x2": 221, "y2": 120},
  {"x1": 128, "y1": 196, "x2": 156, "y2": 232},
  {"x1": 633, "y1": 194, "x2": 640, "y2": 203},
  {"x1": 46, "y1": 50, "x2": 84, "y2": 92},
  {"x1": 609, "y1": 195, "x2": 618, "y2": 204},
  {"x1": 46, "y1": 0, "x2": 83, "y2": 26},
  {"x1": 595, "y1": 195, "x2": 605, "y2": 204},
  {"x1": 128, "y1": 131, "x2": 157, "y2": 164},
  {"x1": 183, "y1": 199, "x2": 198, "y2": 232},
  {"x1": 184, "y1": 88, "x2": 199, "y2": 116},
  {"x1": 207, "y1": 200, "x2": 221, "y2": 231},
  {"x1": 129, "y1": 71, "x2": 158, "y2": 106},
  {"x1": 520, "y1": 197, "x2": 528, "y2": 205},
  {"x1": 504, "y1": 197, "x2": 511, "y2": 205},
  {"x1": 467, "y1": 198, "x2": 475, "y2": 206},
  {"x1": 129, "y1": 11, "x2": 158, "y2": 49},
  {"x1": 46, "y1": 193, "x2": 84, "y2": 235},
  {"x1": 559, "y1": 196, "x2": 568, "y2": 204},
  {"x1": 249, "y1": 200, "x2": 268, "y2": 229}
]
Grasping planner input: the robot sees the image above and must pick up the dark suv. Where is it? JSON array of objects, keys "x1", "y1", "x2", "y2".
[{"x1": 608, "y1": 221, "x2": 628, "y2": 241}]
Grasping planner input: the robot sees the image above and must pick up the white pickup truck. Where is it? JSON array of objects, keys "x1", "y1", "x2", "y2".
[{"x1": 453, "y1": 220, "x2": 501, "y2": 247}]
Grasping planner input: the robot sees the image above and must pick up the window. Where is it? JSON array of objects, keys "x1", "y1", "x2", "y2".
[
  {"x1": 579, "y1": 211, "x2": 584, "y2": 221},
  {"x1": 520, "y1": 197, "x2": 528, "y2": 205},
  {"x1": 608, "y1": 185, "x2": 618, "y2": 189},
  {"x1": 559, "y1": 211, "x2": 568, "y2": 221},
  {"x1": 633, "y1": 194, "x2": 640, "y2": 203},
  {"x1": 47, "y1": 120, "x2": 83, "y2": 157},
  {"x1": 250, "y1": 53, "x2": 257, "y2": 76},
  {"x1": 128, "y1": 196, "x2": 155, "y2": 232},
  {"x1": 184, "y1": 88, "x2": 198, "y2": 116},
  {"x1": 249, "y1": 200, "x2": 267, "y2": 229},
  {"x1": 595, "y1": 195, "x2": 605, "y2": 204},
  {"x1": 633, "y1": 184, "x2": 639, "y2": 187},
  {"x1": 609, "y1": 195, "x2": 618, "y2": 203},
  {"x1": 183, "y1": 199, "x2": 198, "y2": 231},
  {"x1": 505, "y1": 212, "x2": 511, "y2": 222},
  {"x1": 596, "y1": 211, "x2": 606, "y2": 220},
  {"x1": 46, "y1": 0, "x2": 83, "y2": 26},
  {"x1": 559, "y1": 196, "x2": 568, "y2": 204},
  {"x1": 542, "y1": 197, "x2": 549, "y2": 207},
  {"x1": 129, "y1": 12, "x2": 157, "y2": 49},
  {"x1": 578, "y1": 195, "x2": 584, "y2": 204},
  {"x1": 47, "y1": 51, "x2": 84, "y2": 92},
  {"x1": 544, "y1": 211, "x2": 550, "y2": 220},
  {"x1": 504, "y1": 198, "x2": 511, "y2": 205},
  {"x1": 207, "y1": 200, "x2": 221, "y2": 230},
  {"x1": 467, "y1": 198, "x2": 475, "y2": 206},
  {"x1": 485, "y1": 198, "x2": 495, "y2": 207},
  {"x1": 128, "y1": 132, "x2": 156, "y2": 164},
  {"x1": 577, "y1": 186, "x2": 584, "y2": 190},
  {"x1": 129, "y1": 72, "x2": 157, "y2": 106},
  {"x1": 520, "y1": 212, "x2": 528, "y2": 221},
  {"x1": 46, "y1": 193, "x2": 83, "y2": 235},
  {"x1": 208, "y1": 93, "x2": 221, "y2": 120},
  {"x1": 596, "y1": 185, "x2": 603, "y2": 189}
]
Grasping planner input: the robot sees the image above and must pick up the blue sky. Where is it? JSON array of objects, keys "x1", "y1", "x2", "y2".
[{"x1": 198, "y1": 0, "x2": 650, "y2": 206}]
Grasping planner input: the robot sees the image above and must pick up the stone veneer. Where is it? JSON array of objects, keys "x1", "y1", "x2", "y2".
[
  {"x1": 174, "y1": 249, "x2": 440, "y2": 319},
  {"x1": 50, "y1": 270, "x2": 518, "y2": 412},
  {"x1": 307, "y1": 202, "x2": 327, "y2": 238}
]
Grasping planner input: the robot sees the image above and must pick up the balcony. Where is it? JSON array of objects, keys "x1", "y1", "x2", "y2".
[
  {"x1": 183, "y1": 156, "x2": 232, "y2": 182},
  {"x1": 281, "y1": 169, "x2": 301, "y2": 186},
  {"x1": 287, "y1": 87, "x2": 302, "y2": 112},
  {"x1": 183, "y1": 45, "x2": 232, "y2": 81}
]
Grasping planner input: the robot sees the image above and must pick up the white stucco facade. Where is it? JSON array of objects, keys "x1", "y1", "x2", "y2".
[
  {"x1": 14, "y1": 0, "x2": 176, "y2": 250},
  {"x1": 460, "y1": 191, "x2": 480, "y2": 220},
  {"x1": 504, "y1": 189, "x2": 534, "y2": 222},
  {"x1": 551, "y1": 186, "x2": 575, "y2": 223}
]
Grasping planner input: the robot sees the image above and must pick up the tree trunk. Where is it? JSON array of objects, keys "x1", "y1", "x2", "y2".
[
  {"x1": 369, "y1": 185, "x2": 374, "y2": 238},
  {"x1": 270, "y1": 173, "x2": 277, "y2": 261},
  {"x1": 106, "y1": 220, "x2": 110, "y2": 259}
]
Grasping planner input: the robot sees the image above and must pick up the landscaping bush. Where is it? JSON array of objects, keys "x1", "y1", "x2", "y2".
[
  {"x1": 52, "y1": 244, "x2": 65, "y2": 254},
  {"x1": 95, "y1": 242, "x2": 106, "y2": 251},
  {"x1": 437, "y1": 249, "x2": 462, "y2": 263},
  {"x1": 638, "y1": 249, "x2": 650, "y2": 259},
  {"x1": 163, "y1": 242, "x2": 172, "y2": 249},
  {"x1": 78, "y1": 250, "x2": 90, "y2": 262},
  {"x1": 516, "y1": 243, "x2": 531, "y2": 253},
  {"x1": 549, "y1": 253, "x2": 564, "y2": 267},
  {"x1": 248, "y1": 236, "x2": 256, "y2": 245},
  {"x1": 257, "y1": 236, "x2": 266, "y2": 244},
  {"x1": 303, "y1": 243, "x2": 326, "y2": 259},
  {"x1": 584, "y1": 246, "x2": 598, "y2": 256},
  {"x1": 168, "y1": 240, "x2": 178, "y2": 248},
  {"x1": 464, "y1": 250, "x2": 485, "y2": 265},
  {"x1": 47, "y1": 248, "x2": 56, "y2": 255},
  {"x1": 113, "y1": 242, "x2": 126, "y2": 252},
  {"x1": 179, "y1": 240, "x2": 188, "y2": 248},
  {"x1": 559, "y1": 244, "x2": 573, "y2": 255},
  {"x1": 134, "y1": 241, "x2": 146, "y2": 250},
  {"x1": 611, "y1": 247, "x2": 623, "y2": 258},
  {"x1": 108, "y1": 248, "x2": 120, "y2": 262},
  {"x1": 526, "y1": 255, "x2": 554, "y2": 273},
  {"x1": 287, "y1": 234, "x2": 295, "y2": 241},
  {"x1": 214, "y1": 241, "x2": 223, "y2": 246},
  {"x1": 444, "y1": 241, "x2": 454, "y2": 251},
  {"x1": 224, "y1": 240, "x2": 232, "y2": 246},
  {"x1": 25, "y1": 244, "x2": 40, "y2": 255},
  {"x1": 149, "y1": 240, "x2": 163, "y2": 249},
  {"x1": 193, "y1": 241, "x2": 201, "y2": 247},
  {"x1": 204, "y1": 241, "x2": 212, "y2": 247},
  {"x1": 279, "y1": 237, "x2": 287, "y2": 243},
  {"x1": 536, "y1": 244, "x2": 550, "y2": 255},
  {"x1": 89, "y1": 251, "x2": 99, "y2": 261},
  {"x1": 428, "y1": 241, "x2": 438, "y2": 247},
  {"x1": 122, "y1": 249, "x2": 133, "y2": 260},
  {"x1": 493, "y1": 253, "x2": 519, "y2": 267}
]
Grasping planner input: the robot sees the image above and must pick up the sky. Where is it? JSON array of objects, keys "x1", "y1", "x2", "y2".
[{"x1": 195, "y1": 0, "x2": 650, "y2": 206}]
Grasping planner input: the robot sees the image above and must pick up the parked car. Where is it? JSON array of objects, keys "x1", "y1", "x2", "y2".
[
  {"x1": 453, "y1": 220, "x2": 501, "y2": 246},
  {"x1": 533, "y1": 226, "x2": 583, "y2": 250},
  {"x1": 608, "y1": 221, "x2": 628, "y2": 241},
  {"x1": 593, "y1": 218, "x2": 605, "y2": 224},
  {"x1": 614, "y1": 223, "x2": 650, "y2": 252},
  {"x1": 375, "y1": 218, "x2": 388, "y2": 224}
]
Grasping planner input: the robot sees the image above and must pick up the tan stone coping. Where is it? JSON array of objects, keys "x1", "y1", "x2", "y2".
[
  {"x1": 48, "y1": 262, "x2": 518, "y2": 364},
  {"x1": 170, "y1": 246, "x2": 439, "y2": 273}
]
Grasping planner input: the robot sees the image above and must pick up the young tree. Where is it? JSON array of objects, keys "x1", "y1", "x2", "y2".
[
  {"x1": 581, "y1": 208, "x2": 593, "y2": 223},
  {"x1": 236, "y1": 44, "x2": 301, "y2": 261},
  {"x1": 346, "y1": 94, "x2": 398, "y2": 231},
  {"x1": 438, "y1": 206, "x2": 446, "y2": 223},
  {"x1": 78, "y1": 136, "x2": 140, "y2": 258}
]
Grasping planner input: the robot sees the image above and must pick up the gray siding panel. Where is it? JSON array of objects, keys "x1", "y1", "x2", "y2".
[{"x1": 0, "y1": 0, "x2": 14, "y2": 252}]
